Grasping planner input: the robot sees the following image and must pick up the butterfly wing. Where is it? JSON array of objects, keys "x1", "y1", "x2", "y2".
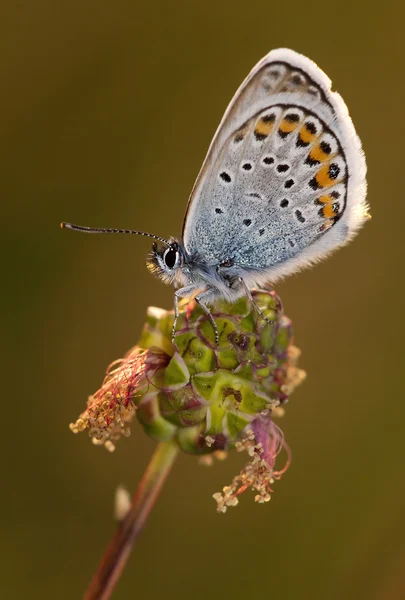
[{"x1": 182, "y1": 48, "x2": 368, "y2": 285}]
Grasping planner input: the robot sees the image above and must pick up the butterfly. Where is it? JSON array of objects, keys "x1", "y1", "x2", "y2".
[{"x1": 62, "y1": 48, "x2": 368, "y2": 344}]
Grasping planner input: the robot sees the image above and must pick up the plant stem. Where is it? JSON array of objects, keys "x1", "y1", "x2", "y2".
[{"x1": 84, "y1": 439, "x2": 179, "y2": 600}]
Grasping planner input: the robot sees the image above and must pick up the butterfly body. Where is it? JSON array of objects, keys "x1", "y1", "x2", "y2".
[
  {"x1": 62, "y1": 49, "x2": 368, "y2": 343},
  {"x1": 148, "y1": 239, "x2": 250, "y2": 301}
]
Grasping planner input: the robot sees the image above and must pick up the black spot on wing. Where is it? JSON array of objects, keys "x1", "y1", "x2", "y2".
[
  {"x1": 305, "y1": 155, "x2": 320, "y2": 167},
  {"x1": 262, "y1": 156, "x2": 274, "y2": 166},
  {"x1": 290, "y1": 74, "x2": 303, "y2": 86},
  {"x1": 320, "y1": 141, "x2": 332, "y2": 155},
  {"x1": 296, "y1": 135, "x2": 310, "y2": 148},
  {"x1": 329, "y1": 163, "x2": 340, "y2": 179},
  {"x1": 220, "y1": 171, "x2": 232, "y2": 183},
  {"x1": 308, "y1": 177, "x2": 320, "y2": 190},
  {"x1": 295, "y1": 210, "x2": 305, "y2": 223},
  {"x1": 305, "y1": 122, "x2": 317, "y2": 134},
  {"x1": 285, "y1": 113, "x2": 300, "y2": 122}
]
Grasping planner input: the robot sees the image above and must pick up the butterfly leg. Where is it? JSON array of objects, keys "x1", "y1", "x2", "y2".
[
  {"x1": 194, "y1": 289, "x2": 219, "y2": 345},
  {"x1": 172, "y1": 285, "x2": 198, "y2": 342},
  {"x1": 237, "y1": 277, "x2": 275, "y2": 325}
]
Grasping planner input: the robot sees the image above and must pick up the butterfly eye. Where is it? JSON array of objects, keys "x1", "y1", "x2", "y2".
[{"x1": 163, "y1": 245, "x2": 179, "y2": 270}]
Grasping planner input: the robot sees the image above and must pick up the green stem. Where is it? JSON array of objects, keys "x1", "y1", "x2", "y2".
[{"x1": 84, "y1": 440, "x2": 179, "y2": 600}]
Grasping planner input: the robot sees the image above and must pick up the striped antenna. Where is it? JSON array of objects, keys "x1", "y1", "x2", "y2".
[{"x1": 60, "y1": 222, "x2": 169, "y2": 245}]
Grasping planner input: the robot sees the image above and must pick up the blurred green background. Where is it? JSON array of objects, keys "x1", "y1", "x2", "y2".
[{"x1": 1, "y1": 1, "x2": 403, "y2": 598}]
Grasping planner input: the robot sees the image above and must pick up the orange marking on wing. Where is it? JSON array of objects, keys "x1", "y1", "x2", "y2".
[
  {"x1": 316, "y1": 164, "x2": 341, "y2": 188},
  {"x1": 318, "y1": 194, "x2": 333, "y2": 204},
  {"x1": 322, "y1": 203, "x2": 338, "y2": 218},
  {"x1": 298, "y1": 125, "x2": 316, "y2": 144},
  {"x1": 279, "y1": 119, "x2": 299, "y2": 134},
  {"x1": 309, "y1": 144, "x2": 334, "y2": 163},
  {"x1": 254, "y1": 119, "x2": 274, "y2": 138}
]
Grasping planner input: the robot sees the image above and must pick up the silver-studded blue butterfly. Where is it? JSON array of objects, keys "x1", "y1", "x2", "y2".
[{"x1": 62, "y1": 48, "x2": 368, "y2": 344}]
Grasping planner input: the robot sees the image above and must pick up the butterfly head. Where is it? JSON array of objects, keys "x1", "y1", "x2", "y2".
[{"x1": 147, "y1": 239, "x2": 185, "y2": 285}]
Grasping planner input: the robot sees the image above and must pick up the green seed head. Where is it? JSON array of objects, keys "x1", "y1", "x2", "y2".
[
  {"x1": 70, "y1": 291, "x2": 306, "y2": 509},
  {"x1": 135, "y1": 292, "x2": 304, "y2": 452}
]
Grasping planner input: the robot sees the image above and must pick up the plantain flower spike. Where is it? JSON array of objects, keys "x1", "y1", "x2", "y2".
[{"x1": 70, "y1": 290, "x2": 306, "y2": 511}]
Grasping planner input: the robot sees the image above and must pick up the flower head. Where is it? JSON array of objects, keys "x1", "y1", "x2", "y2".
[{"x1": 70, "y1": 291, "x2": 305, "y2": 507}]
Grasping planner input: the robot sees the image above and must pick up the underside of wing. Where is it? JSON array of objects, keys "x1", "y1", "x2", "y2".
[{"x1": 182, "y1": 49, "x2": 367, "y2": 281}]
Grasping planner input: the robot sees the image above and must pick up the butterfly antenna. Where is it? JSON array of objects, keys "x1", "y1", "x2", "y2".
[{"x1": 60, "y1": 222, "x2": 170, "y2": 245}]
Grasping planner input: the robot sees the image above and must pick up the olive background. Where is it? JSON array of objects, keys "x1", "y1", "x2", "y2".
[{"x1": 1, "y1": 1, "x2": 403, "y2": 598}]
